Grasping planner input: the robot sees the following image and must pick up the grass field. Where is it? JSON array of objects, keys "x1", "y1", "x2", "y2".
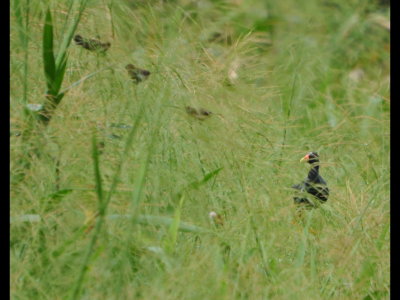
[{"x1": 10, "y1": 0, "x2": 390, "y2": 299}]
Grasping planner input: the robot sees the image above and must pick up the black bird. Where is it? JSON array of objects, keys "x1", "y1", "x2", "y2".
[
  {"x1": 125, "y1": 64, "x2": 151, "y2": 84},
  {"x1": 292, "y1": 152, "x2": 329, "y2": 207},
  {"x1": 185, "y1": 106, "x2": 213, "y2": 120},
  {"x1": 74, "y1": 34, "x2": 111, "y2": 52}
]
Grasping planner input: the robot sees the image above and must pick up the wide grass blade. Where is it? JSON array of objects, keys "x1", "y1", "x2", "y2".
[
  {"x1": 42, "y1": 8, "x2": 56, "y2": 94},
  {"x1": 39, "y1": 1, "x2": 89, "y2": 123}
]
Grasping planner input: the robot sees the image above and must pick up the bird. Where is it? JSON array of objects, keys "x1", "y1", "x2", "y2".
[
  {"x1": 209, "y1": 211, "x2": 224, "y2": 227},
  {"x1": 185, "y1": 106, "x2": 213, "y2": 120},
  {"x1": 292, "y1": 152, "x2": 329, "y2": 208},
  {"x1": 125, "y1": 64, "x2": 151, "y2": 84},
  {"x1": 73, "y1": 34, "x2": 111, "y2": 52}
]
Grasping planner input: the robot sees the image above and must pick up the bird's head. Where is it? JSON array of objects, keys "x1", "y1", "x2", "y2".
[
  {"x1": 73, "y1": 34, "x2": 83, "y2": 42},
  {"x1": 300, "y1": 152, "x2": 320, "y2": 164}
]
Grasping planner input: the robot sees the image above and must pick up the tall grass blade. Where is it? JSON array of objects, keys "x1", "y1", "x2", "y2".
[
  {"x1": 55, "y1": 0, "x2": 88, "y2": 66},
  {"x1": 68, "y1": 135, "x2": 105, "y2": 300},
  {"x1": 92, "y1": 135, "x2": 104, "y2": 212},
  {"x1": 22, "y1": 0, "x2": 30, "y2": 107},
  {"x1": 277, "y1": 74, "x2": 297, "y2": 170},
  {"x1": 129, "y1": 104, "x2": 162, "y2": 216},
  {"x1": 53, "y1": 54, "x2": 68, "y2": 102},
  {"x1": 294, "y1": 211, "x2": 312, "y2": 268},
  {"x1": 69, "y1": 103, "x2": 145, "y2": 299},
  {"x1": 164, "y1": 194, "x2": 185, "y2": 254},
  {"x1": 60, "y1": 0, "x2": 75, "y2": 38},
  {"x1": 376, "y1": 222, "x2": 389, "y2": 251},
  {"x1": 13, "y1": 0, "x2": 25, "y2": 46},
  {"x1": 130, "y1": 152, "x2": 151, "y2": 214}
]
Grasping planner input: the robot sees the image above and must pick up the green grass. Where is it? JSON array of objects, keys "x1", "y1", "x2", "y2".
[{"x1": 10, "y1": 0, "x2": 389, "y2": 299}]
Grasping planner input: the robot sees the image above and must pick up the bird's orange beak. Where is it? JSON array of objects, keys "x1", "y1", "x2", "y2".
[{"x1": 300, "y1": 154, "x2": 310, "y2": 163}]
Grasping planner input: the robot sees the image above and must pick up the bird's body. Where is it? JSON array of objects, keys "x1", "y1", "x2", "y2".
[
  {"x1": 74, "y1": 34, "x2": 111, "y2": 52},
  {"x1": 125, "y1": 64, "x2": 151, "y2": 84},
  {"x1": 292, "y1": 152, "x2": 329, "y2": 207},
  {"x1": 185, "y1": 106, "x2": 212, "y2": 120}
]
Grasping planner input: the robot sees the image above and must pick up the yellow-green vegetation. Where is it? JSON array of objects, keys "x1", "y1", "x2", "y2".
[{"x1": 10, "y1": 0, "x2": 389, "y2": 299}]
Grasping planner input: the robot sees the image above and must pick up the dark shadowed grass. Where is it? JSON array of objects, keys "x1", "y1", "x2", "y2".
[{"x1": 10, "y1": 0, "x2": 389, "y2": 299}]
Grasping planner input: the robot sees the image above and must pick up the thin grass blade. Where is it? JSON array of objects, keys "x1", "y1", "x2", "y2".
[
  {"x1": 53, "y1": 53, "x2": 69, "y2": 99},
  {"x1": 60, "y1": 67, "x2": 113, "y2": 95},
  {"x1": 189, "y1": 167, "x2": 223, "y2": 190},
  {"x1": 92, "y1": 135, "x2": 104, "y2": 212},
  {"x1": 13, "y1": 0, "x2": 25, "y2": 46}
]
